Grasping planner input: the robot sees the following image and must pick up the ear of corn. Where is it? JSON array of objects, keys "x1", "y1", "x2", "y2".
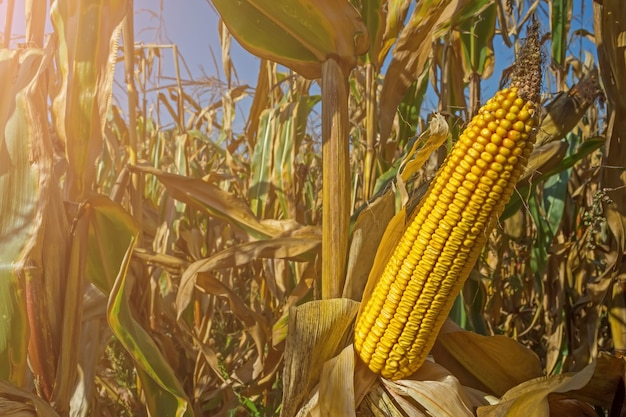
[{"x1": 354, "y1": 24, "x2": 543, "y2": 380}]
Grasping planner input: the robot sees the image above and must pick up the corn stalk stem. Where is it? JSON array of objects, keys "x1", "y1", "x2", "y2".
[
  {"x1": 122, "y1": 5, "x2": 143, "y2": 245},
  {"x1": 3, "y1": 0, "x2": 14, "y2": 48},
  {"x1": 363, "y1": 63, "x2": 377, "y2": 201},
  {"x1": 469, "y1": 73, "x2": 481, "y2": 117},
  {"x1": 594, "y1": 0, "x2": 626, "y2": 353},
  {"x1": 24, "y1": 268, "x2": 55, "y2": 400},
  {"x1": 321, "y1": 58, "x2": 350, "y2": 299},
  {"x1": 25, "y1": 0, "x2": 46, "y2": 47}
]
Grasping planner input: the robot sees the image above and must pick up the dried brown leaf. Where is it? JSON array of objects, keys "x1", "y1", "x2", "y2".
[
  {"x1": 132, "y1": 164, "x2": 285, "y2": 239},
  {"x1": 521, "y1": 140, "x2": 569, "y2": 183},
  {"x1": 534, "y1": 69, "x2": 602, "y2": 148},
  {"x1": 399, "y1": 113, "x2": 449, "y2": 184},
  {"x1": 378, "y1": 0, "x2": 472, "y2": 141},
  {"x1": 359, "y1": 384, "x2": 409, "y2": 417},
  {"x1": 193, "y1": 272, "x2": 267, "y2": 380},
  {"x1": 219, "y1": 20, "x2": 232, "y2": 87},
  {"x1": 344, "y1": 190, "x2": 396, "y2": 301},
  {"x1": 356, "y1": 204, "x2": 408, "y2": 320},
  {"x1": 281, "y1": 299, "x2": 360, "y2": 417},
  {"x1": 477, "y1": 359, "x2": 597, "y2": 417},
  {"x1": 245, "y1": 60, "x2": 272, "y2": 148},
  {"x1": 319, "y1": 345, "x2": 357, "y2": 417},
  {"x1": 383, "y1": 360, "x2": 477, "y2": 417},
  {"x1": 432, "y1": 322, "x2": 543, "y2": 397}
]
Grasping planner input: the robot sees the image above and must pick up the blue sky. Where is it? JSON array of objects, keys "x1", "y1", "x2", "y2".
[
  {"x1": 127, "y1": 0, "x2": 598, "y2": 123},
  {"x1": 0, "y1": 1, "x2": 259, "y2": 86},
  {"x1": 1, "y1": 0, "x2": 598, "y2": 128},
  {"x1": 131, "y1": 0, "x2": 259, "y2": 86}
]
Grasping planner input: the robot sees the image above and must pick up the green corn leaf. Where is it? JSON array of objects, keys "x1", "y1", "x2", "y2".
[
  {"x1": 82, "y1": 196, "x2": 141, "y2": 294},
  {"x1": 250, "y1": 107, "x2": 276, "y2": 218},
  {"x1": 458, "y1": 2, "x2": 497, "y2": 78},
  {"x1": 551, "y1": 0, "x2": 572, "y2": 67},
  {"x1": 108, "y1": 237, "x2": 194, "y2": 417},
  {"x1": 273, "y1": 98, "x2": 317, "y2": 218},
  {"x1": 211, "y1": 0, "x2": 369, "y2": 79},
  {"x1": 352, "y1": 0, "x2": 386, "y2": 67}
]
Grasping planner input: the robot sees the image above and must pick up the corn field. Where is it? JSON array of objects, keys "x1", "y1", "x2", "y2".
[{"x1": 1, "y1": 0, "x2": 625, "y2": 416}]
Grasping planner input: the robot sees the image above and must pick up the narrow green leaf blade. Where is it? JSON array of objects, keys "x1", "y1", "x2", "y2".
[
  {"x1": 458, "y1": 2, "x2": 496, "y2": 78},
  {"x1": 551, "y1": 0, "x2": 571, "y2": 67},
  {"x1": 84, "y1": 196, "x2": 141, "y2": 294},
  {"x1": 108, "y1": 237, "x2": 194, "y2": 417},
  {"x1": 249, "y1": 108, "x2": 276, "y2": 217}
]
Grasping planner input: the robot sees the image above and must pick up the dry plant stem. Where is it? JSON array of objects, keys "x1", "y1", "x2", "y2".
[
  {"x1": 52, "y1": 208, "x2": 88, "y2": 413},
  {"x1": 594, "y1": 0, "x2": 626, "y2": 353},
  {"x1": 363, "y1": 63, "x2": 377, "y2": 201},
  {"x1": 438, "y1": 41, "x2": 450, "y2": 114},
  {"x1": 24, "y1": 268, "x2": 54, "y2": 399},
  {"x1": 469, "y1": 73, "x2": 481, "y2": 117},
  {"x1": 3, "y1": 0, "x2": 14, "y2": 48},
  {"x1": 122, "y1": 11, "x2": 137, "y2": 163},
  {"x1": 172, "y1": 44, "x2": 185, "y2": 130},
  {"x1": 26, "y1": 0, "x2": 46, "y2": 47},
  {"x1": 122, "y1": 7, "x2": 143, "y2": 245},
  {"x1": 321, "y1": 58, "x2": 351, "y2": 299}
]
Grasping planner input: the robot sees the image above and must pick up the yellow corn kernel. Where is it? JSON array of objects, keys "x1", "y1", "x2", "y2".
[
  {"x1": 353, "y1": 85, "x2": 540, "y2": 380},
  {"x1": 353, "y1": 23, "x2": 542, "y2": 379}
]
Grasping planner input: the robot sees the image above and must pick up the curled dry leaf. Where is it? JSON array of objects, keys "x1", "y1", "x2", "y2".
[
  {"x1": 382, "y1": 360, "x2": 480, "y2": 417},
  {"x1": 297, "y1": 346, "x2": 379, "y2": 417},
  {"x1": 281, "y1": 299, "x2": 360, "y2": 417},
  {"x1": 319, "y1": 345, "x2": 357, "y2": 417},
  {"x1": 176, "y1": 236, "x2": 321, "y2": 320},
  {"x1": 533, "y1": 69, "x2": 602, "y2": 148},
  {"x1": 477, "y1": 353, "x2": 626, "y2": 417},
  {"x1": 398, "y1": 113, "x2": 450, "y2": 185},
  {"x1": 344, "y1": 190, "x2": 397, "y2": 301},
  {"x1": 432, "y1": 320, "x2": 544, "y2": 397},
  {"x1": 360, "y1": 384, "x2": 410, "y2": 417},
  {"x1": 131, "y1": 164, "x2": 286, "y2": 239}
]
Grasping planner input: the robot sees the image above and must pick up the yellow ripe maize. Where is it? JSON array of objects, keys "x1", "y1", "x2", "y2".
[{"x1": 354, "y1": 85, "x2": 540, "y2": 380}]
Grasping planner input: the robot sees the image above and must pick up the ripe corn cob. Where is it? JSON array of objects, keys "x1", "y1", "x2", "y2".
[{"x1": 354, "y1": 25, "x2": 542, "y2": 380}]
